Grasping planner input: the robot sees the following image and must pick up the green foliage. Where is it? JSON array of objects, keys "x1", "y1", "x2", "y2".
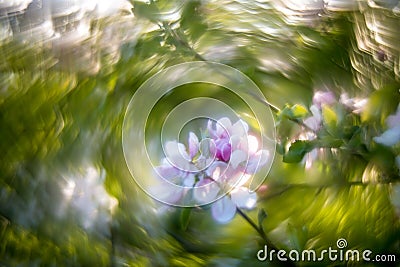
[
  {"x1": 0, "y1": 0, "x2": 399, "y2": 266},
  {"x1": 279, "y1": 104, "x2": 309, "y2": 121},
  {"x1": 361, "y1": 84, "x2": 400, "y2": 124},
  {"x1": 180, "y1": 208, "x2": 192, "y2": 231},
  {"x1": 257, "y1": 208, "x2": 267, "y2": 228},
  {"x1": 321, "y1": 105, "x2": 338, "y2": 131},
  {"x1": 283, "y1": 140, "x2": 315, "y2": 163}
]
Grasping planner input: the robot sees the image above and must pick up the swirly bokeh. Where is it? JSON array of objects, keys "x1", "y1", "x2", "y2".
[{"x1": 122, "y1": 61, "x2": 275, "y2": 207}]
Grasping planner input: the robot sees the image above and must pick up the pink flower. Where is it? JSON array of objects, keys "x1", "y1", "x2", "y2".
[
  {"x1": 207, "y1": 117, "x2": 249, "y2": 162},
  {"x1": 312, "y1": 91, "x2": 336, "y2": 108},
  {"x1": 207, "y1": 118, "x2": 269, "y2": 174},
  {"x1": 215, "y1": 138, "x2": 232, "y2": 161},
  {"x1": 207, "y1": 117, "x2": 248, "y2": 139},
  {"x1": 154, "y1": 117, "x2": 269, "y2": 223},
  {"x1": 339, "y1": 93, "x2": 367, "y2": 114},
  {"x1": 303, "y1": 105, "x2": 322, "y2": 131}
]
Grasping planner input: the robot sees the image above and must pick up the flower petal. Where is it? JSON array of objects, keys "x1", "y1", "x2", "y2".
[
  {"x1": 340, "y1": 93, "x2": 367, "y2": 114},
  {"x1": 230, "y1": 120, "x2": 248, "y2": 137},
  {"x1": 149, "y1": 182, "x2": 183, "y2": 204},
  {"x1": 230, "y1": 135, "x2": 241, "y2": 149},
  {"x1": 188, "y1": 132, "x2": 199, "y2": 159},
  {"x1": 313, "y1": 91, "x2": 335, "y2": 108},
  {"x1": 231, "y1": 187, "x2": 257, "y2": 209},
  {"x1": 206, "y1": 161, "x2": 229, "y2": 181},
  {"x1": 211, "y1": 196, "x2": 236, "y2": 224},
  {"x1": 229, "y1": 150, "x2": 247, "y2": 169},
  {"x1": 247, "y1": 135, "x2": 259, "y2": 154},
  {"x1": 193, "y1": 178, "x2": 220, "y2": 204},
  {"x1": 386, "y1": 105, "x2": 400, "y2": 128},
  {"x1": 207, "y1": 120, "x2": 217, "y2": 138},
  {"x1": 165, "y1": 141, "x2": 193, "y2": 171},
  {"x1": 178, "y1": 142, "x2": 191, "y2": 161},
  {"x1": 183, "y1": 174, "x2": 195, "y2": 187},
  {"x1": 216, "y1": 117, "x2": 232, "y2": 138},
  {"x1": 245, "y1": 150, "x2": 269, "y2": 174},
  {"x1": 304, "y1": 115, "x2": 321, "y2": 132},
  {"x1": 165, "y1": 141, "x2": 190, "y2": 160},
  {"x1": 221, "y1": 142, "x2": 232, "y2": 161},
  {"x1": 310, "y1": 104, "x2": 322, "y2": 119},
  {"x1": 199, "y1": 138, "x2": 216, "y2": 159},
  {"x1": 229, "y1": 172, "x2": 251, "y2": 188},
  {"x1": 155, "y1": 165, "x2": 180, "y2": 180},
  {"x1": 373, "y1": 126, "x2": 400, "y2": 147}
]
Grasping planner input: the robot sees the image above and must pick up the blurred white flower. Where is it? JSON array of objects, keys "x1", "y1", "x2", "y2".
[
  {"x1": 340, "y1": 93, "x2": 368, "y2": 114},
  {"x1": 303, "y1": 90, "x2": 337, "y2": 132},
  {"x1": 373, "y1": 105, "x2": 400, "y2": 146},
  {"x1": 313, "y1": 91, "x2": 336, "y2": 108},
  {"x1": 386, "y1": 105, "x2": 400, "y2": 129},
  {"x1": 300, "y1": 90, "x2": 339, "y2": 168},
  {"x1": 304, "y1": 104, "x2": 323, "y2": 131},
  {"x1": 210, "y1": 196, "x2": 237, "y2": 224},
  {"x1": 373, "y1": 126, "x2": 400, "y2": 147},
  {"x1": 61, "y1": 166, "x2": 118, "y2": 234}
]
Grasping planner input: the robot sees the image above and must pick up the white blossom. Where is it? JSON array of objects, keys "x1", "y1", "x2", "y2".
[{"x1": 374, "y1": 105, "x2": 400, "y2": 146}]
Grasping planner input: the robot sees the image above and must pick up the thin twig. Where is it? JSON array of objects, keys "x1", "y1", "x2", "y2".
[
  {"x1": 235, "y1": 207, "x2": 277, "y2": 251},
  {"x1": 236, "y1": 207, "x2": 296, "y2": 266}
]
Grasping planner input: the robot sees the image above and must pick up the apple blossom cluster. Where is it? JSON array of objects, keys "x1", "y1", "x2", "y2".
[
  {"x1": 298, "y1": 90, "x2": 400, "y2": 176},
  {"x1": 299, "y1": 91, "x2": 367, "y2": 168},
  {"x1": 155, "y1": 118, "x2": 269, "y2": 223},
  {"x1": 304, "y1": 91, "x2": 367, "y2": 132}
]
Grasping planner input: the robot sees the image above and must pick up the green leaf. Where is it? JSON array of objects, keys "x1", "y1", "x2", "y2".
[
  {"x1": 283, "y1": 140, "x2": 314, "y2": 163},
  {"x1": 291, "y1": 104, "x2": 309, "y2": 118},
  {"x1": 133, "y1": 2, "x2": 161, "y2": 23},
  {"x1": 180, "y1": 1, "x2": 208, "y2": 41},
  {"x1": 361, "y1": 84, "x2": 400, "y2": 124},
  {"x1": 276, "y1": 142, "x2": 286, "y2": 155},
  {"x1": 322, "y1": 105, "x2": 338, "y2": 129},
  {"x1": 287, "y1": 223, "x2": 308, "y2": 251},
  {"x1": 316, "y1": 130, "x2": 344, "y2": 148},
  {"x1": 279, "y1": 104, "x2": 309, "y2": 120},
  {"x1": 180, "y1": 208, "x2": 192, "y2": 231}
]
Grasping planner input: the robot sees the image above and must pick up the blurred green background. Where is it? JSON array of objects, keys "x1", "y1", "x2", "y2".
[{"x1": 0, "y1": 0, "x2": 400, "y2": 266}]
